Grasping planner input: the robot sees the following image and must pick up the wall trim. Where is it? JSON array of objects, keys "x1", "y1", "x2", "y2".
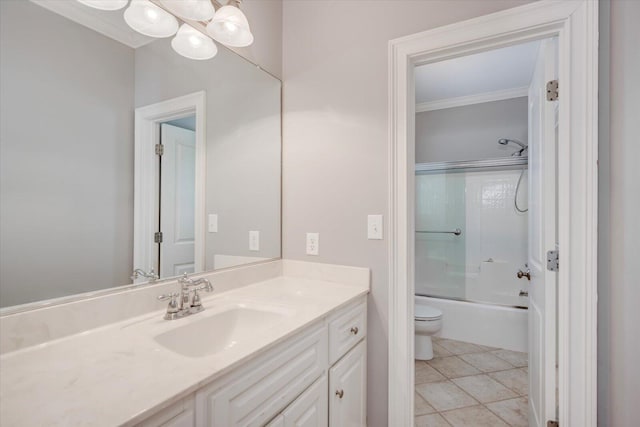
[
  {"x1": 134, "y1": 91, "x2": 207, "y2": 281},
  {"x1": 388, "y1": 1, "x2": 598, "y2": 426},
  {"x1": 416, "y1": 86, "x2": 528, "y2": 112}
]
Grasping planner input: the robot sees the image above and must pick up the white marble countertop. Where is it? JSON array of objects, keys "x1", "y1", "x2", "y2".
[{"x1": 0, "y1": 276, "x2": 368, "y2": 427}]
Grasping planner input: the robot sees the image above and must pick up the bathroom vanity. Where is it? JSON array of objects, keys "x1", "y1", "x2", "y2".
[{"x1": 0, "y1": 261, "x2": 369, "y2": 427}]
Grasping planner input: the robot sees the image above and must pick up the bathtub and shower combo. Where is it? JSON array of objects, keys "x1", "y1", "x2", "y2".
[{"x1": 415, "y1": 151, "x2": 529, "y2": 354}]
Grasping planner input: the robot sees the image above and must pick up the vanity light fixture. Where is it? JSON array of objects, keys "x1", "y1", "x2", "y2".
[
  {"x1": 171, "y1": 23, "x2": 218, "y2": 60},
  {"x1": 206, "y1": 2, "x2": 253, "y2": 48},
  {"x1": 77, "y1": 0, "x2": 128, "y2": 11},
  {"x1": 77, "y1": 0, "x2": 254, "y2": 60},
  {"x1": 124, "y1": 0, "x2": 179, "y2": 38},
  {"x1": 159, "y1": 0, "x2": 216, "y2": 22}
]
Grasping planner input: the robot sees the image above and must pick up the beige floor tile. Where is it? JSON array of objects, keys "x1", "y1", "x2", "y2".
[
  {"x1": 437, "y1": 339, "x2": 485, "y2": 355},
  {"x1": 459, "y1": 352, "x2": 513, "y2": 372},
  {"x1": 416, "y1": 361, "x2": 447, "y2": 384},
  {"x1": 486, "y1": 397, "x2": 528, "y2": 427},
  {"x1": 415, "y1": 381, "x2": 478, "y2": 412},
  {"x1": 441, "y1": 405, "x2": 509, "y2": 427},
  {"x1": 452, "y1": 374, "x2": 517, "y2": 403},
  {"x1": 415, "y1": 413, "x2": 452, "y2": 427},
  {"x1": 432, "y1": 342, "x2": 453, "y2": 358},
  {"x1": 427, "y1": 356, "x2": 481, "y2": 379},
  {"x1": 491, "y1": 349, "x2": 528, "y2": 367},
  {"x1": 415, "y1": 391, "x2": 437, "y2": 415},
  {"x1": 489, "y1": 368, "x2": 529, "y2": 396}
]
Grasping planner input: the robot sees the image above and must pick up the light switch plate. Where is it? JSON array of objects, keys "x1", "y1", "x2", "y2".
[
  {"x1": 208, "y1": 214, "x2": 218, "y2": 233},
  {"x1": 249, "y1": 231, "x2": 260, "y2": 251},
  {"x1": 368, "y1": 215, "x2": 383, "y2": 239},
  {"x1": 306, "y1": 233, "x2": 319, "y2": 255}
]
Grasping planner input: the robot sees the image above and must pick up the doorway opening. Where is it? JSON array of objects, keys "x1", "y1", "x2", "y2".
[
  {"x1": 413, "y1": 37, "x2": 558, "y2": 427},
  {"x1": 387, "y1": 2, "x2": 598, "y2": 426},
  {"x1": 133, "y1": 92, "x2": 206, "y2": 284}
]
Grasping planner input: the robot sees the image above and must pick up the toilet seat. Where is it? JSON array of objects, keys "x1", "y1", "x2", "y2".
[{"x1": 415, "y1": 305, "x2": 442, "y2": 320}]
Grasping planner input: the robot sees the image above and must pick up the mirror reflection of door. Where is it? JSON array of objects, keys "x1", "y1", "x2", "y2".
[{"x1": 158, "y1": 120, "x2": 196, "y2": 278}]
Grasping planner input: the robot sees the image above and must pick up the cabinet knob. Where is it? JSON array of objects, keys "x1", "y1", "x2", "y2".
[
  {"x1": 350, "y1": 326, "x2": 359, "y2": 335},
  {"x1": 335, "y1": 389, "x2": 344, "y2": 399}
]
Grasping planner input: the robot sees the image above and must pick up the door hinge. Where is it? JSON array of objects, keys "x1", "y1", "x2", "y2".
[
  {"x1": 155, "y1": 143, "x2": 164, "y2": 156},
  {"x1": 546, "y1": 80, "x2": 559, "y2": 101},
  {"x1": 154, "y1": 231, "x2": 163, "y2": 243},
  {"x1": 547, "y1": 421, "x2": 559, "y2": 427},
  {"x1": 547, "y1": 250, "x2": 559, "y2": 272}
]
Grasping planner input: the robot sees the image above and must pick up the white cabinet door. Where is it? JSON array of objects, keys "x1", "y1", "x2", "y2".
[
  {"x1": 196, "y1": 325, "x2": 327, "y2": 427},
  {"x1": 283, "y1": 375, "x2": 328, "y2": 427},
  {"x1": 329, "y1": 340, "x2": 366, "y2": 427}
]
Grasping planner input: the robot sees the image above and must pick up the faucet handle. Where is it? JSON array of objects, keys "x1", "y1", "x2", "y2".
[
  {"x1": 158, "y1": 292, "x2": 180, "y2": 315},
  {"x1": 157, "y1": 292, "x2": 179, "y2": 301}
]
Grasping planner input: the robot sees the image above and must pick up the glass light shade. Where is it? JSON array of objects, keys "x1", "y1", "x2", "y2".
[
  {"x1": 159, "y1": 0, "x2": 215, "y2": 22},
  {"x1": 171, "y1": 24, "x2": 217, "y2": 60},
  {"x1": 124, "y1": 0, "x2": 178, "y2": 38},
  {"x1": 77, "y1": 0, "x2": 128, "y2": 11},
  {"x1": 206, "y1": 5, "x2": 253, "y2": 47}
]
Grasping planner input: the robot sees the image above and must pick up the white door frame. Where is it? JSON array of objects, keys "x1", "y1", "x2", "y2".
[
  {"x1": 387, "y1": 1, "x2": 598, "y2": 426},
  {"x1": 133, "y1": 91, "x2": 206, "y2": 279}
]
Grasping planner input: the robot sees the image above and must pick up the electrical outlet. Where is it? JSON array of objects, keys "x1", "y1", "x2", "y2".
[
  {"x1": 208, "y1": 214, "x2": 218, "y2": 233},
  {"x1": 368, "y1": 214, "x2": 383, "y2": 239},
  {"x1": 306, "y1": 233, "x2": 319, "y2": 255},
  {"x1": 249, "y1": 231, "x2": 260, "y2": 251}
]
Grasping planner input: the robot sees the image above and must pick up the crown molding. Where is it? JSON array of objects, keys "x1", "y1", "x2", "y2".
[{"x1": 416, "y1": 86, "x2": 528, "y2": 113}]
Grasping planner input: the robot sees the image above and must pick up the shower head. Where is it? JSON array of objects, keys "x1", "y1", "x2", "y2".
[{"x1": 498, "y1": 138, "x2": 527, "y2": 149}]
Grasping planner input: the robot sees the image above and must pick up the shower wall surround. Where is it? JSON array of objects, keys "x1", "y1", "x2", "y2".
[{"x1": 416, "y1": 169, "x2": 528, "y2": 307}]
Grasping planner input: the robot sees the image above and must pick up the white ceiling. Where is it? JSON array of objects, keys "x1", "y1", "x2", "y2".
[
  {"x1": 415, "y1": 40, "x2": 541, "y2": 104},
  {"x1": 30, "y1": 0, "x2": 154, "y2": 49}
]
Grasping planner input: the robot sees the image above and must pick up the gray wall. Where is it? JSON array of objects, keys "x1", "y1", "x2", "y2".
[
  {"x1": 134, "y1": 40, "x2": 282, "y2": 270},
  {"x1": 598, "y1": 1, "x2": 640, "y2": 425},
  {"x1": 281, "y1": 1, "x2": 534, "y2": 424},
  {"x1": 231, "y1": 0, "x2": 283, "y2": 79},
  {"x1": 416, "y1": 97, "x2": 529, "y2": 163},
  {"x1": 0, "y1": 0, "x2": 135, "y2": 307}
]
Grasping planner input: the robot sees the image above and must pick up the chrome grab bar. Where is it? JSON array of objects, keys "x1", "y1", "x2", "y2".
[{"x1": 416, "y1": 228, "x2": 462, "y2": 236}]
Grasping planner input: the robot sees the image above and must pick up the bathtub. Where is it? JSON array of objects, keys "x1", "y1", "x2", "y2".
[{"x1": 418, "y1": 295, "x2": 528, "y2": 353}]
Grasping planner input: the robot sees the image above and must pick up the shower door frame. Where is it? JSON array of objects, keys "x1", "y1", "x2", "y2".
[{"x1": 387, "y1": 1, "x2": 598, "y2": 426}]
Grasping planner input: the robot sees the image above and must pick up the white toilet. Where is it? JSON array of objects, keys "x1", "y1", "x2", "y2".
[{"x1": 414, "y1": 296, "x2": 443, "y2": 360}]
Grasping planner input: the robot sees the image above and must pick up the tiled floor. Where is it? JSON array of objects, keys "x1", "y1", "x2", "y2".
[{"x1": 415, "y1": 337, "x2": 528, "y2": 427}]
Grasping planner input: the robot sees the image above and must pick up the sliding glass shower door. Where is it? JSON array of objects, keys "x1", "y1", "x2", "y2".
[{"x1": 415, "y1": 160, "x2": 529, "y2": 308}]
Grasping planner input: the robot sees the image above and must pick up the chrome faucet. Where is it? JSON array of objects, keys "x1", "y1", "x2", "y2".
[
  {"x1": 131, "y1": 268, "x2": 159, "y2": 282},
  {"x1": 157, "y1": 273, "x2": 214, "y2": 320}
]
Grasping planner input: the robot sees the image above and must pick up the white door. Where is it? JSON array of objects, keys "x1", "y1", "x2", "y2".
[
  {"x1": 329, "y1": 340, "x2": 367, "y2": 427},
  {"x1": 283, "y1": 375, "x2": 328, "y2": 427},
  {"x1": 527, "y1": 38, "x2": 558, "y2": 427},
  {"x1": 160, "y1": 123, "x2": 196, "y2": 278}
]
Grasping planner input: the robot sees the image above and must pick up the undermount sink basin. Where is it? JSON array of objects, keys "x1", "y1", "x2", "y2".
[{"x1": 154, "y1": 306, "x2": 289, "y2": 358}]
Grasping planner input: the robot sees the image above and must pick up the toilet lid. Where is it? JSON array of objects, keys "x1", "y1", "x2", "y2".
[{"x1": 415, "y1": 305, "x2": 442, "y2": 320}]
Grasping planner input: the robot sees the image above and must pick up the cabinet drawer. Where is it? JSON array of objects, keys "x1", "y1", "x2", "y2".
[
  {"x1": 328, "y1": 301, "x2": 367, "y2": 364},
  {"x1": 196, "y1": 324, "x2": 328, "y2": 427}
]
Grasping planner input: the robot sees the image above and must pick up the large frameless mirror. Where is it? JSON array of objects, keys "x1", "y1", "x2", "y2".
[{"x1": 0, "y1": 0, "x2": 281, "y2": 310}]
